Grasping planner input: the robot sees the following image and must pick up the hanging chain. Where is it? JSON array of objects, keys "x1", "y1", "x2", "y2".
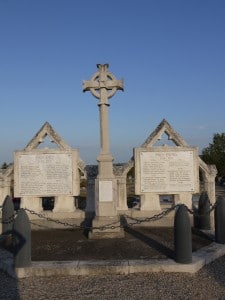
[
  {"x1": 1, "y1": 214, "x2": 16, "y2": 224},
  {"x1": 186, "y1": 202, "x2": 217, "y2": 216},
  {"x1": 0, "y1": 201, "x2": 218, "y2": 230},
  {"x1": 123, "y1": 205, "x2": 178, "y2": 226},
  {"x1": 23, "y1": 205, "x2": 178, "y2": 230},
  {"x1": 24, "y1": 208, "x2": 84, "y2": 229}
]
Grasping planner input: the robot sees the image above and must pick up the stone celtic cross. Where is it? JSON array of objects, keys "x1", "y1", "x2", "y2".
[
  {"x1": 83, "y1": 64, "x2": 123, "y2": 177},
  {"x1": 83, "y1": 63, "x2": 123, "y2": 105}
]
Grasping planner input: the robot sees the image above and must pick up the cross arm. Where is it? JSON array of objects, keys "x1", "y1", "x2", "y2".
[
  {"x1": 82, "y1": 80, "x2": 99, "y2": 92},
  {"x1": 83, "y1": 79, "x2": 124, "y2": 92},
  {"x1": 106, "y1": 79, "x2": 124, "y2": 91}
]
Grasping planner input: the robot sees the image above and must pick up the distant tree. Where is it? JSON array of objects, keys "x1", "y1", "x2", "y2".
[
  {"x1": 201, "y1": 133, "x2": 225, "y2": 177},
  {"x1": 1, "y1": 162, "x2": 8, "y2": 169}
]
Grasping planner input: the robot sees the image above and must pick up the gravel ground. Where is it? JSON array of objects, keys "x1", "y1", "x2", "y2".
[
  {"x1": 31, "y1": 227, "x2": 211, "y2": 261},
  {"x1": 0, "y1": 224, "x2": 222, "y2": 300},
  {"x1": 0, "y1": 255, "x2": 225, "y2": 299},
  {"x1": 1, "y1": 186, "x2": 225, "y2": 299}
]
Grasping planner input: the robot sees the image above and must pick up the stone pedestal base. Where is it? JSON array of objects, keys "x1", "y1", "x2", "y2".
[
  {"x1": 53, "y1": 196, "x2": 75, "y2": 213},
  {"x1": 174, "y1": 193, "x2": 192, "y2": 209},
  {"x1": 88, "y1": 216, "x2": 124, "y2": 239},
  {"x1": 20, "y1": 197, "x2": 42, "y2": 212},
  {"x1": 140, "y1": 193, "x2": 161, "y2": 211}
]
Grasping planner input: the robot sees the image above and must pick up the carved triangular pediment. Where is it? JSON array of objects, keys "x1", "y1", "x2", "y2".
[
  {"x1": 24, "y1": 122, "x2": 71, "y2": 151},
  {"x1": 121, "y1": 119, "x2": 189, "y2": 176},
  {"x1": 142, "y1": 119, "x2": 188, "y2": 147}
]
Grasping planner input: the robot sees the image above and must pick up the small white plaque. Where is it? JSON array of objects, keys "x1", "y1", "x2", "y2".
[{"x1": 99, "y1": 181, "x2": 113, "y2": 202}]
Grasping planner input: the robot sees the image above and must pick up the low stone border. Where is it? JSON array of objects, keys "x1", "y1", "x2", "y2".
[{"x1": 1, "y1": 242, "x2": 225, "y2": 278}]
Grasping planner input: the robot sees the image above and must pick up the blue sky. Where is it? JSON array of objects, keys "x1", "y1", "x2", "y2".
[{"x1": 0, "y1": 0, "x2": 225, "y2": 165}]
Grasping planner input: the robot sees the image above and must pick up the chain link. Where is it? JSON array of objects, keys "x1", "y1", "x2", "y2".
[
  {"x1": 0, "y1": 200, "x2": 218, "y2": 230},
  {"x1": 186, "y1": 202, "x2": 217, "y2": 216},
  {"x1": 1, "y1": 214, "x2": 15, "y2": 224},
  {"x1": 123, "y1": 205, "x2": 178, "y2": 227},
  {"x1": 24, "y1": 208, "x2": 84, "y2": 229},
  {"x1": 23, "y1": 205, "x2": 179, "y2": 230}
]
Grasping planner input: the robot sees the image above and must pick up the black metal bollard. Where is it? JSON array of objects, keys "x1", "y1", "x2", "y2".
[
  {"x1": 13, "y1": 209, "x2": 31, "y2": 268},
  {"x1": 174, "y1": 205, "x2": 192, "y2": 264},
  {"x1": 197, "y1": 192, "x2": 211, "y2": 230},
  {"x1": 215, "y1": 196, "x2": 225, "y2": 244},
  {"x1": 2, "y1": 195, "x2": 15, "y2": 235}
]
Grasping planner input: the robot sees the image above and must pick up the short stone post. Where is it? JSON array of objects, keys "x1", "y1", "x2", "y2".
[
  {"x1": 13, "y1": 209, "x2": 31, "y2": 268},
  {"x1": 2, "y1": 195, "x2": 14, "y2": 235},
  {"x1": 174, "y1": 205, "x2": 192, "y2": 264},
  {"x1": 215, "y1": 196, "x2": 225, "y2": 244},
  {"x1": 197, "y1": 191, "x2": 211, "y2": 230}
]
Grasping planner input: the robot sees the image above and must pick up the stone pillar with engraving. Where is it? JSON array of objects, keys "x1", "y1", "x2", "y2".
[{"x1": 83, "y1": 64, "x2": 124, "y2": 238}]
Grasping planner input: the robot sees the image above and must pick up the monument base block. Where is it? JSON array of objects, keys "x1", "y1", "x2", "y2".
[{"x1": 88, "y1": 216, "x2": 124, "y2": 239}]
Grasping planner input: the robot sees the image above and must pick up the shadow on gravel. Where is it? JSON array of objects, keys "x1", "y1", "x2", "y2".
[
  {"x1": 0, "y1": 269, "x2": 20, "y2": 300},
  {"x1": 121, "y1": 216, "x2": 174, "y2": 259},
  {"x1": 203, "y1": 254, "x2": 225, "y2": 290},
  {"x1": 30, "y1": 224, "x2": 212, "y2": 261},
  {"x1": 124, "y1": 226, "x2": 174, "y2": 259},
  {"x1": 0, "y1": 245, "x2": 20, "y2": 300},
  {"x1": 80, "y1": 213, "x2": 94, "y2": 238},
  {"x1": 191, "y1": 227, "x2": 214, "y2": 242}
]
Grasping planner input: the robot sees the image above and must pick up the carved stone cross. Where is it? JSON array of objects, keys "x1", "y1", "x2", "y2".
[
  {"x1": 83, "y1": 64, "x2": 123, "y2": 105},
  {"x1": 83, "y1": 65, "x2": 125, "y2": 236},
  {"x1": 83, "y1": 64, "x2": 123, "y2": 177}
]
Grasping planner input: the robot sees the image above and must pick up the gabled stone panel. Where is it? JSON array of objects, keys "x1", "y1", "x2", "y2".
[
  {"x1": 25, "y1": 121, "x2": 71, "y2": 151},
  {"x1": 116, "y1": 119, "x2": 217, "y2": 214},
  {"x1": 141, "y1": 119, "x2": 188, "y2": 148},
  {"x1": 12, "y1": 122, "x2": 84, "y2": 219}
]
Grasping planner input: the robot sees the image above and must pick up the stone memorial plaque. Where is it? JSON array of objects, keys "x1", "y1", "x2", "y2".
[
  {"x1": 136, "y1": 149, "x2": 197, "y2": 193},
  {"x1": 99, "y1": 181, "x2": 113, "y2": 202},
  {"x1": 15, "y1": 152, "x2": 74, "y2": 196}
]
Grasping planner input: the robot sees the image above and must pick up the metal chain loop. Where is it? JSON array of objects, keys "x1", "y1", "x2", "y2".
[
  {"x1": 22, "y1": 205, "x2": 179, "y2": 230},
  {"x1": 0, "y1": 200, "x2": 218, "y2": 230},
  {"x1": 123, "y1": 205, "x2": 179, "y2": 227},
  {"x1": 24, "y1": 208, "x2": 84, "y2": 229},
  {"x1": 1, "y1": 214, "x2": 15, "y2": 224},
  {"x1": 186, "y1": 201, "x2": 217, "y2": 216}
]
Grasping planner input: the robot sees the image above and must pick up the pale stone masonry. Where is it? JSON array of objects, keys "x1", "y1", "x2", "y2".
[
  {"x1": 83, "y1": 64, "x2": 124, "y2": 238},
  {"x1": 0, "y1": 119, "x2": 217, "y2": 230},
  {"x1": 1, "y1": 122, "x2": 85, "y2": 222}
]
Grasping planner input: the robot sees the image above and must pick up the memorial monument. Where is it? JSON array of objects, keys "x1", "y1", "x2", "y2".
[
  {"x1": 83, "y1": 64, "x2": 124, "y2": 238},
  {"x1": 13, "y1": 122, "x2": 84, "y2": 220}
]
